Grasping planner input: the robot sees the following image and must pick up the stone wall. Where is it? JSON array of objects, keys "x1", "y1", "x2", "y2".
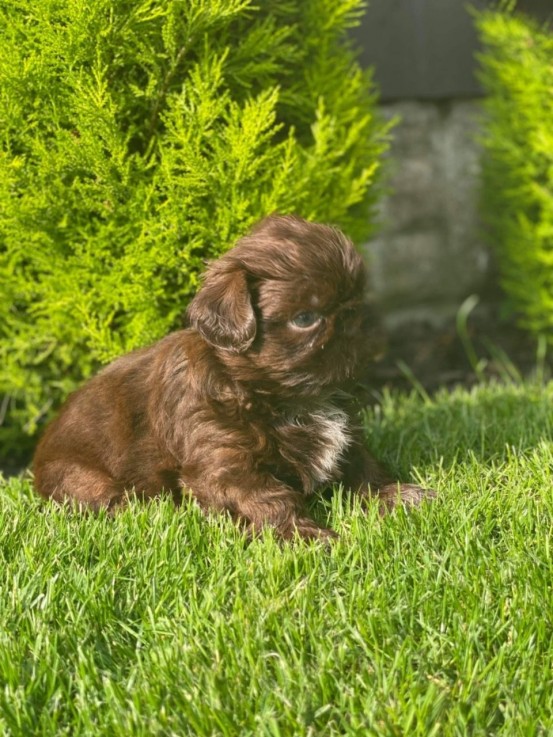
[{"x1": 364, "y1": 99, "x2": 494, "y2": 328}]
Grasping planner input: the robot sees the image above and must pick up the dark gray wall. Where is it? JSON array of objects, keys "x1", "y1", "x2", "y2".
[{"x1": 354, "y1": 0, "x2": 553, "y2": 101}]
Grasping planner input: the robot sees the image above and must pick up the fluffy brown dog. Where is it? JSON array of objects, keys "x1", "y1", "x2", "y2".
[{"x1": 33, "y1": 215, "x2": 432, "y2": 540}]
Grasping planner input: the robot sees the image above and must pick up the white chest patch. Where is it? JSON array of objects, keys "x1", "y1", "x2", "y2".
[{"x1": 290, "y1": 401, "x2": 351, "y2": 484}]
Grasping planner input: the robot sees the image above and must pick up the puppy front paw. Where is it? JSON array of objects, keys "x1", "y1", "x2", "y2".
[
  {"x1": 286, "y1": 517, "x2": 338, "y2": 542},
  {"x1": 375, "y1": 483, "x2": 436, "y2": 515}
]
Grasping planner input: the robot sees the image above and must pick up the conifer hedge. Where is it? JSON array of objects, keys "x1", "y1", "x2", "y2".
[
  {"x1": 0, "y1": 0, "x2": 388, "y2": 461},
  {"x1": 476, "y1": 5, "x2": 553, "y2": 340}
]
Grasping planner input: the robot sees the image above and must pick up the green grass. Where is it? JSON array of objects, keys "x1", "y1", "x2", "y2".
[{"x1": 1, "y1": 381, "x2": 553, "y2": 736}]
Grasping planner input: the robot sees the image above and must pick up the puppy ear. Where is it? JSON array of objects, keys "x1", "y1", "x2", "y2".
[{"x1": 187, "y1": 264, "x2": 256, "y2": 352}]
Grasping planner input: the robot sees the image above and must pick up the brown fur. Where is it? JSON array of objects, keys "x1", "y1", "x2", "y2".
[{"x1": 33, "y1": 215, "x2": 433, "y2": 540}]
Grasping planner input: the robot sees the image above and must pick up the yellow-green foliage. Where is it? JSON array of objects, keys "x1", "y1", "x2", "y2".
[
  {"x1": 476, "y1": 4, "x2": 553, "y2": 339},
  {"x1": 0, "y1": 0, "x2": 388, "y2": 460}
]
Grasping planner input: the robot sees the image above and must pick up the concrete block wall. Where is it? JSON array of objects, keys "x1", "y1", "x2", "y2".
[{"x1": 364, "y1": 99, "x2": 493, "y2": 328}]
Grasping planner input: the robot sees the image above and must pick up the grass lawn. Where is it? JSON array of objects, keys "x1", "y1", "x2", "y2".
[{"x1": 1, "y1": 381, "x2": 552, "y2": 736}]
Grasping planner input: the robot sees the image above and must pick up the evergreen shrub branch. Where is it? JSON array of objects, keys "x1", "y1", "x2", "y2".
[
  {"x1": 475, "y1": 2, "x2": 553, "y2": 340},
  {"x1": 0, "y1": 0, "x2": 389, "y2": 461}
]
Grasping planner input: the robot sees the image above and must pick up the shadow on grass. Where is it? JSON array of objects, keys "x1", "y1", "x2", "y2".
[{"x1": 363, "y1": 381, "x2": 553, "y2": 478}]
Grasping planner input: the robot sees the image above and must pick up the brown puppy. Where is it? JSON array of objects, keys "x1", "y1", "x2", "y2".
[{"x1": 33, "y1": 215, "x2": 432, "y2": 540}]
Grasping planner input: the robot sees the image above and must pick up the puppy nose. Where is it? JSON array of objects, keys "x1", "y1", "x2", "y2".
[
  {"x1": 359, "y1": 304, "x2": 387, "y2": 359},
  {"x1": 339, "y1": 305, "x2": 387, "y2": 356},
  {"x1": 339, "y1": 306, "x2": 362, "y2": 336}
]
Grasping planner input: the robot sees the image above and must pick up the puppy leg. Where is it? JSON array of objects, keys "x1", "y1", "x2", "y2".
[
  {"x1": 33, "y1": 459, "x2": 126, "y2": 512},
  {"x1": 372, "y1": 482, "x2": 435, "y2": 514},
  {"x1": 240, "y1": 488, "x2": 338, "y2": 541},
  {"x1": 189, "y1": 480, "x2": 336, "y2": 541},
  {"x1": 340, "y1": 439, "x2": 436, "y2": 515}
]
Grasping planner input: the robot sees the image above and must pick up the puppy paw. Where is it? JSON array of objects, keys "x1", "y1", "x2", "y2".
[
  {"x1": 289, "y1": 518, "x2": 338, "y2": 542},
  {"x1": 375, "y1": 483, "x2": 436, "y2": 515}
]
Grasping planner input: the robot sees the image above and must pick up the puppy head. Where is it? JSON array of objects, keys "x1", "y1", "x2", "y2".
[{"x1": 187, "y1": 215, "x2": 383, "y2": 395}]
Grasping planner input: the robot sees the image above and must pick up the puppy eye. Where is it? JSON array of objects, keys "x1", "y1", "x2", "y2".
[{"x1": 290, "y1": 311, "x2": 322, "y2": 329}]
